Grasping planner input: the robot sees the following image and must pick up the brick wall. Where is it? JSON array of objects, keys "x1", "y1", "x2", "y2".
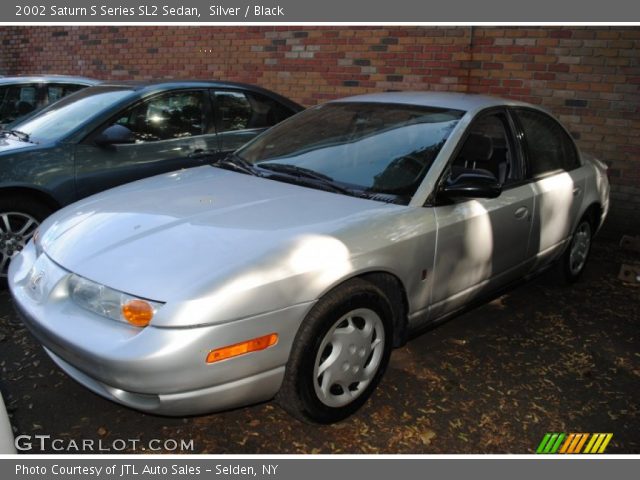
[{"x1": 0, "y1": 26, "x2": 638, "y2": 235}]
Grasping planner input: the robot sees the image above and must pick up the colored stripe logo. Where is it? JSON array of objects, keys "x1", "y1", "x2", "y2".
[{"x1": 536, "y1": 433, "x2": 613, "y2": 454}]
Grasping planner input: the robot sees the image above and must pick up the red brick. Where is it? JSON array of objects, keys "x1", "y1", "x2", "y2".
[{"x1": 0, "y1": 25, "x2": 637, "y2": 230}]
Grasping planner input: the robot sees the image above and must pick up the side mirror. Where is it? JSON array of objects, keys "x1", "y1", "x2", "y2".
[
  {"x1": 441, "y1": 168, "x2": 502, "y2": 200},
  {"x1": 94, "y1": 124, "x2": 135, "y2": 146}
]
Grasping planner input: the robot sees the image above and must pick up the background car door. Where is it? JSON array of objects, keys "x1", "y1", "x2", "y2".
[
  {"x1": 73, "y1": 89, "x2": 220, "y2": 200},
  {"x1": 429, "y1": 110, "x2": 535, "y2": 318},
  {"x1": 212, "y1": 89, "x2": 298, "y2": 153},
  {"x1": 512, "y1": 108, "x2": 586, "y2": 268}
]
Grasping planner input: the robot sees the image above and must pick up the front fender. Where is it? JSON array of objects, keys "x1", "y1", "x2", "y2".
[{"x1": 0, "y1": 144, "x2": 76, "y2": 206}]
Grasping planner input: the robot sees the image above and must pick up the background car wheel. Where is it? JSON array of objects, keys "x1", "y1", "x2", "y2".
[
  {"x1": 559, "y1": 214, "x2": 594, "y2": 284},
  {"x1": 0, "y1": 196, "x2": 52, "y2": 288},
  {"x1": 277, "y1": 278, "x2": 394, "y2": 424}
]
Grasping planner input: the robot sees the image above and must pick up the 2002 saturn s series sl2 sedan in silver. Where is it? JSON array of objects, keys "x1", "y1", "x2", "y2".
[{"x1": 9, "y1": 92, "x2": 609, "y2": 423}]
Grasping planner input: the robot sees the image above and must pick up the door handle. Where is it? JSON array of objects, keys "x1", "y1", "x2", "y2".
[
  {"x1": 514, "y1": 206, "x2": 529, "y2": 220},
  {"x1": 573, "y1": 187, "x2": 582, "y2": 197}
]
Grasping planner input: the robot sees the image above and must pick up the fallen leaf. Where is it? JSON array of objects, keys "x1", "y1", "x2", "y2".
[{"x1": 420, "y1": 429, "x2": 436, "y2": 446}]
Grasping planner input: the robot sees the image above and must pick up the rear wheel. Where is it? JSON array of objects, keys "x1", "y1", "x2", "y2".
[
  {"x1": 277, "y1": 278, "x2": 393, "y2": 423},
  {"x1": 0, "y1": 196, "x2": 52, "y2": 287},
  {"x1": 560, "y1": 215, "x2": 593, "y2": 283}
]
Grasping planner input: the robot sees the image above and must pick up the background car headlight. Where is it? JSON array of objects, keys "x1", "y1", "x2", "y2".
[{"x1": 68, "y1": 274, "x2": 163, "y2": 327}]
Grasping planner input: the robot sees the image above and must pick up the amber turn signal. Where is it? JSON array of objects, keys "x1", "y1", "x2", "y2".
[
  {"x1": 206, "y1": 333, "x2": 278, "y2": 364},
  {"x1": 122, "y1": 299, "x2": 155, "y2": 327}
]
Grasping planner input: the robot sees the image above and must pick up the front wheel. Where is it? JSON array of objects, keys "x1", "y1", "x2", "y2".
[
  {"x1": 0, "y1": 196, "x2": 52, "y2": 287},
  {"x1": 277, "y1": 279, "x2": 393, "y2": 423}
]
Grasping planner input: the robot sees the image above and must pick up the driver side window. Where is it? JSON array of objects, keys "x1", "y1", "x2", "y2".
[
  {"x1": 114, "y1": 90, "x2": 207, "y2": 143},
  {"x1": 452, "y1": 112, "x2": 520, "y2": 186}
]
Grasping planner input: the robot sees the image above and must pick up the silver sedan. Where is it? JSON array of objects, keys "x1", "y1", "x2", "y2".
[{"x1": 9, "y1": 92, "x2": 609, "y2": 423}]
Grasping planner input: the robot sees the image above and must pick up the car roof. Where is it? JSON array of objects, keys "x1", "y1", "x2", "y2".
[
  {"x1": 0, "y1": 75, "x2": 99, "y2": 86},
  {"x1": 95, "y1": 80, "x2": 304, "y2": 110},
  {"x1": 332, "y1": 91, "x2": 533, "y2": 113}
]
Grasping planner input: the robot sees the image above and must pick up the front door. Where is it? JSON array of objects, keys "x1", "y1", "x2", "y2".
[
  {"x1": 73, "y1": 89, "x2": 220, "y2": 200},
  {"x1": 429, "y1": 110, "x2": 534, "y2": 318}
]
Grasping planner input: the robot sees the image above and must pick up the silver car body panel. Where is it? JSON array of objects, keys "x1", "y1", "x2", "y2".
[
  {"x1": 9, "y1": 92, "x2": 610, "y2": 415},
  {"x1": 0, "y1": 393, "x2": 15, "y2": 454},
  {"x1": 46, "y1": 350, "x2": 286, "y2": 416},
  {"x1": 11, "y1": 241, "x2": 310, "y2": 413},
  {"x1": 31, "y1": 166, "x2": 430, "y2": 325}
]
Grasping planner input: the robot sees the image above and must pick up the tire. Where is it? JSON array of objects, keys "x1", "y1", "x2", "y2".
[
  {"x1": 559, "y1": 213, "x2": 594, "y2": 284},
  {"x1": 277, "y1": 278, "x2": 394, "y2": 423},
  {"x1": 0, "y1": 195, "x2": 53, "y2": 288}
]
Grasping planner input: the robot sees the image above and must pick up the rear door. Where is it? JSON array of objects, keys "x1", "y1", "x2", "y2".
[
  {"x1": 511, "y1": 108, "x2": 586, "y2": 268},
  {"x1": 74, "y1": 89, "x2": 220, "y2": 199},
  {"x1": 429, "y1": 109, "x2": 535, "y2": 318},
  {"x1": 212, "y1": 89, "x2": 298, "y2": 154}
]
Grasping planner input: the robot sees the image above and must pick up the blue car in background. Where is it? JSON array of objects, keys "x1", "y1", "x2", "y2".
[{"x1": 0, "y1": 80, "x2": 303, "y2": 282}]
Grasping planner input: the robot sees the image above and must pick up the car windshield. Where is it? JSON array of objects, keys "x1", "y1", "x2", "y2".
[
  {"x1": 237, "y1": 102, "x2": 464, "y2": 204},
  {"x1": 9, "y1": 86, "x2": 134, "y2": 143}
]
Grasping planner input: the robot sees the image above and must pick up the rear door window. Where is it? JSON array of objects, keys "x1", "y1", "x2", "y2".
[
  {"x1": 213, "y1": 90, "x2": 296, "y2": 152},
  {"x1": 215, "y1": 91, "x2": 252, "y2": 131},
  {"x1": 214, "y1": 90, "x2": 295, "y2": 132},
  {"x1": 514, "y1": 108, "x2": 580, "y2": 177}
]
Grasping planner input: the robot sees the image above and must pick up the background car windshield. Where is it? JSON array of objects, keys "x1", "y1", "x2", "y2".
[
  {"x1": 238, "y1": 102, "x2": 464, "y2": 201},
  {"x1": 11, "y1": 86, "x2": 133, "y2": 143}
]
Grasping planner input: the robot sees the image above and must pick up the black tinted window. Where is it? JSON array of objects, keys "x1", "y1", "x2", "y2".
[
  {"x1": 115, "y1": 90, "x2": 207, "y2": 142},
  {"x1": 215, "y1": 90, "x2": 293, "y2": 132},
  {"x1": 453, "y1": 112, "x2": 521, "y2": 186},
  {"x1": 515, "y1": 108, "x2": 579, "y2": 176},
  {"x1": 215, "y1": 91, "x2": 251, "y2": 131},
  {"x1": 47, "y1": 83, "x2": 85, "y2": 103},
  {"x1": 0, "y1": 84, "x2": 39, "y2": 123}
]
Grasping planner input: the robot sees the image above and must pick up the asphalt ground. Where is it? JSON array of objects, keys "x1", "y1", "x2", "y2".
[{"x1": 1, "y1": 238, "x2": 638, "y2": 454}]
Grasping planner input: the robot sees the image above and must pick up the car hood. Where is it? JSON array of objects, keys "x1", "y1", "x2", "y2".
[
  {"x1": 40, "y1": 166, "x2": 401, "y2": 306},
  {"x1": 0, "y1": 135, "x2": 36, "y2": 152}
]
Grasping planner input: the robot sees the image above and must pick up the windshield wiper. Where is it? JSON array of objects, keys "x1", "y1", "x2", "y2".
[
  {"x1": 1, "y1": 129, "x2": 33, "y2": 143},
  {"x1": 256, "y1": 162, "x2": 335, "y2": 182},
  {"x1": 211, "y1": 154, "x2": 262, "y2": 176},
  {"x1": 256, "y1": 162, "x2": 359, "y2": 197}
]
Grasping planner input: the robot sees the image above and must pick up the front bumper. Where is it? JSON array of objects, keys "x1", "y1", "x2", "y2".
[
  {"x1": 9, "y1": 242, "x2": 313, "y2": 416},
  {"x1": 46, "y1": 348, "x2": 285, "y2": 416}
]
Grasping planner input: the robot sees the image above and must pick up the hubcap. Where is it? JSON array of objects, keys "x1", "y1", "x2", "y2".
[
  {"x1": 569, "y1": 221, "x2": 591, "y2": 276},
  {"x1": 313, "y1": 308, "x2": 385, "y2": 408},
  {"x1": 0, "y1": 212, "x2": 39, "y2": 279}
]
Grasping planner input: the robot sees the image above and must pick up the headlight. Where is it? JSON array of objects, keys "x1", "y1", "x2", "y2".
[{"x1": 68, "y1": 274, "x2": 163, "y2": 327}]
